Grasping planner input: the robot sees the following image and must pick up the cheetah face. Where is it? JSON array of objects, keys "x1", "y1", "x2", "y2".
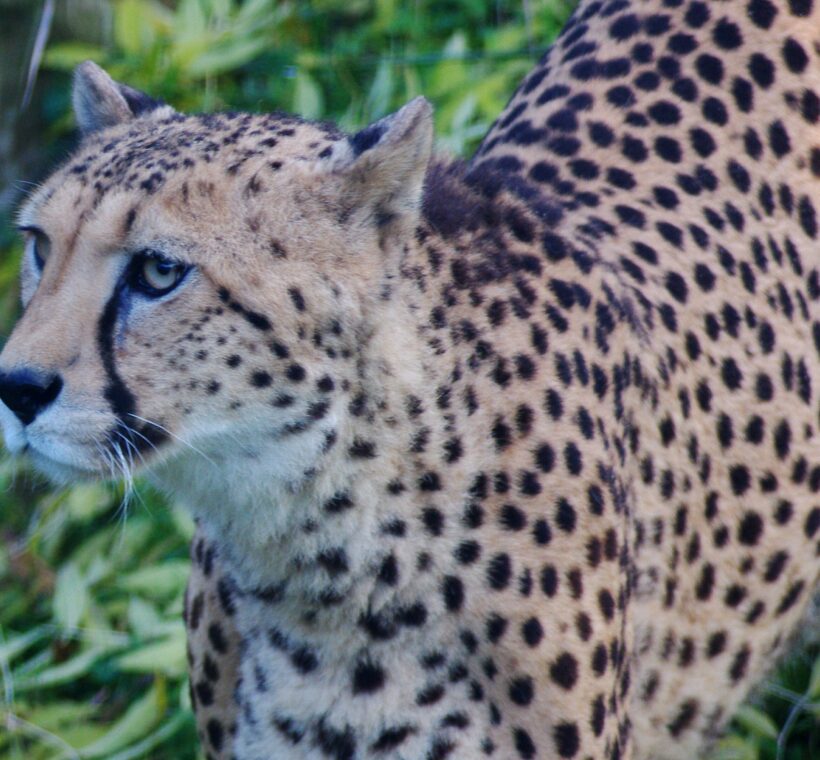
[{"x1": 0, "y1": 63, "x2": 432, "y2": 506}]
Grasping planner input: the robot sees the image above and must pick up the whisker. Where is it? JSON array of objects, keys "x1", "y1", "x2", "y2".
[
  {"x1": 113, "y1": 425, "x2": 148, "y2": 470},
  {"x1": 127, "y1": 413, "x2": 216, "y2": 466},
  {"x1": 115, "y1": 420, "x2": 158, "y2": 458}
]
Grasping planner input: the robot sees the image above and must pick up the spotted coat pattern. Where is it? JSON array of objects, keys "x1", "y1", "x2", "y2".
[{"x1": 4, "y1": 1, "x2": 820, "y2": 759}]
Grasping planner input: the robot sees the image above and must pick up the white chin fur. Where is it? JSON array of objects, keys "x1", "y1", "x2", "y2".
[
  {"x1": 27, "y1": 449, "x2": 101, "y2": 484},
  {"x1": 0, "y1": 405, "x2": 26, "y2": 455}
]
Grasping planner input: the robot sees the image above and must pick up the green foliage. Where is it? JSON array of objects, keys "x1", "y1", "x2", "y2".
[
  {"x1": 42, "y1": 0, "x2": 574, "y2": 153},
  {"x1": 0, "y1": 469, "x2": 198, "y2": 758},
  {"x1": 0, "y1": 1, "x2": 818, "y2": 758}
]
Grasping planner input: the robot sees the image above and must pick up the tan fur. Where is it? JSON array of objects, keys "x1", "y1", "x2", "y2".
[{"x1": 2, "y1": 2, "x2": 820, "y2": 758}]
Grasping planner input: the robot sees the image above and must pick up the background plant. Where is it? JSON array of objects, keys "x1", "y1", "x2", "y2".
[{"x1": 0, "y1": 1, "x2": 817, "y2": 758}]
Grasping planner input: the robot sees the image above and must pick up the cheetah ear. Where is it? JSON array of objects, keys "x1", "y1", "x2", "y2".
[
  {"x1": 329, "y1": 97, "x2": 433, "y2": 239},
  {"x1": 72, "y1": 61, "x2": 166, "y2": 137}
]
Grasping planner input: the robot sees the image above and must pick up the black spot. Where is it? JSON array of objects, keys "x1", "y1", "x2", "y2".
[
  {"x1": 521, "y1": 617, "x2": 543, "y2": 647},
  {"x1": 713, "y1": 18, "x2": 742, "y2": 49},
  {"x1": 556, "y1": 498, "x2": 577, "y2": 532},
  {"x1": 397, "y1": 602, "x2": 428, "y2": 627},
  {"x1": 564, "y1": 442, "x2": 583, "y2": 474},
  {"x1": 748, "y1": 0, "x2": 778, "y2": 28},
  {"x1": 317, "y1": 719, "x2": 356, "y2": 760},
  {"x1": 250, "y1": 370, "x2": 272, "y2": 388},
  {"x1": 695, "y1": 53, "x2": 723, "y2": 84},
  {"x1": 598, "y1": 589, "x2": 615, "y2": 620},
  {"x1": 416, "y1": 683, "x2": 445, "y2": 706},
  {"x1": 729, "y1": 646, "x2": 750, "y2": 682},
  {"x1": 769, "y1": 120, "x2": 791, "y2": 157},
  {"x1": 782, "y1": 37, "x2": 809, "y2": 73},
  {"x1": 370, "y1": 724, "x2": 416, "y2": 753},
  {"x1": 349, "y1": 438, "x2": 376, "y2": 458},
  {"x1": 291, "y1": 646, "x2": 319, "y2": 673},
  {"x1": 789, "y1": 0, "x2": 813, "y2": 16},
  {"x1": 324, "y1": 492, "x2": 353, "y2": 513},
  {"x1": 442, "y1": 575, "x2": 465, "y2": 611},
  {"x1": 487, "y1": 553, "x2": 512, "y2": 590},
  {"x1": 317, "y1": 548, "x2": 349, "y2": 577},
  {"x1": 749, "y1": 53, "x2": 775, "y2": 88},
  {"x1": 806, "y1": 507, "x2": 820, "y2": 537},
  {"x1": 738, "y1": 511, "x2": 764, "y2": 545},
  {"x1": 286, "y1": 363, "x2": 306, "y2": 382},
  {"x1": 352, "y1": 658, "x2": 385, "y2": 694},
  {"x1": 553, "y1": 722, "x2": 580, "y2": 757},
  {"x1": 376, "y1": 551, "x2": 400, "y2": 585},
  {"x1": 550, "y1": 652, "x2": 578, "y2": 690},
  {"x1": 668, "y1": 699, "x2": 698, "y2": 737},
  {"x1": 509, "y1": 676, "x2": 534, "y2": 705},
  {"x1": 288, "y1": 287, "x2": 306, "y2": 311}
]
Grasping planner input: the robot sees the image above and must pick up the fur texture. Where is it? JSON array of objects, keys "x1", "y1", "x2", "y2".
[{"x1": 3, "y1": 1, "x2": 820, "y2": 758}]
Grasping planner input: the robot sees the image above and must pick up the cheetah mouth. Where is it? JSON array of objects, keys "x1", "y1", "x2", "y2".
[{"x1": 0, "y1": 408, "x2": 175, "y2": 485}]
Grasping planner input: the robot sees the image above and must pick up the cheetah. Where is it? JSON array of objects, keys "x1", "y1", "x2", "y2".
[{"x1": 1, "y1": 0, "x2": 819, "y2": 757}]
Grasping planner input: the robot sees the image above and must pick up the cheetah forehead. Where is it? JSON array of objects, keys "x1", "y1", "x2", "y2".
[{"x1": 22, "y1": 110, "x2": 347, "y2": 227}]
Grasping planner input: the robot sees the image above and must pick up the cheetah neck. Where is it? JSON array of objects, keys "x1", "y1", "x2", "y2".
[{"x1": 162, "y1": 218, "x2": 480, "y2": 619}]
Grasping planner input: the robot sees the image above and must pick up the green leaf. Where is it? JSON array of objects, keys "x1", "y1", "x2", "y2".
[
  {"x1": 364, "y1": 59, "x2": 394, "y2": 121},
  {"x1": 119, "y1": 561, "x2": 190, "y2": 599},
  {"x1": 42, "y1": 43, "x2": 106, "y2": 71},
  {"x1": 115, "y1": 0, "x2": 156, "y2": 55},
  {"x1": 14, "y1": 646, "x2": 114, "y2": 691},
  {"x1": 237, "y1": 0, "x2": 278, "y2": 25},
  {"x1": 127, "y1": 596, "x2": 162, "y2": 639},
  {"x1": 0, "y1": 625, "x2": 50, "y2": 664},
  {"x1": 53, "y1": 562, "x2": 88, "y2": 631},
  {"x1": 175, "y1": 0, "x2": 210, "y2": 43},
  {"x1": 115, "y1": 633, "x2": 187, "y2": 677},
  {"x1": 75, "y1": 682, "x2": 164, "y2": 758},
  {"x1": 170, "y1": 505, "x2": 196, "y2": 541},
  {"x1": 293, "y1": 69, "x2": 324, "y2": 120},
  {"x1": 186, "y1": 36, "x2": 270, "y2": 76},
  {"x1": 808, "y1": 653, "x2": 820, "y2": 698},
  {"x1": 708, "y1": 735, "x2": 760, "y2": 760},
  {"x1": 733, "y1": 704, "x2": 779, "y2": 741},
  {"x1": 20, "y1": 700, "x2": 97, "y2": 733},
  {"x1": 65, "y1": 483, "x2": 112, "y2": 521},
  {"x1": 104, "y1": 712, "x2": 191, "y2": 760}
]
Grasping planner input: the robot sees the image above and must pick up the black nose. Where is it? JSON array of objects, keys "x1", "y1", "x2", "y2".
[{"x1": 0, "y1": 369, "x2": 63, "y2": 425}]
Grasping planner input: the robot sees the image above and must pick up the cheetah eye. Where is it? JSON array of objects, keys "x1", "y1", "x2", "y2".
[
  {"x1": 20, "y1": 227, "x2": 50, "y2": 270},
  {"x1": 131, "y1": 251, "x2": 190, "y2": 297}
]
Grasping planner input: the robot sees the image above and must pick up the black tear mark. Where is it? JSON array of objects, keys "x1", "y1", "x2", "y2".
[
  {"x1": 98, "y1": 285, "x2": 137, "y2": 419},
  {"x1": 97, "y1": 283, "x2": 166, "y2": 452}
]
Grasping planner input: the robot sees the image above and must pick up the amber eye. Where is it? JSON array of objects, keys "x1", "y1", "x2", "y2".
[
  {"x1": 131, "y1": 251, "x2": 189, "y2": 296},
  {"x1": 21, "y1": 227, "x2": 50, "y2": 270}
]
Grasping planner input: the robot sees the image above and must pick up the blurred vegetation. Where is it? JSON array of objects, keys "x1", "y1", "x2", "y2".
[{"x1": 0, "y1": 1, "x2": 817, "y2": 758}]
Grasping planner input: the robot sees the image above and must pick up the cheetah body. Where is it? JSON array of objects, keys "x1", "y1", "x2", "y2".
[{"x1": 3, "y1": 1, "x2": 820, "y2": 758}]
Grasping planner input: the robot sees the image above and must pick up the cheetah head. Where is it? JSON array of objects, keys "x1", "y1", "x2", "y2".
[{"x1": 0, "y1": 63, "x2": 432, "y2": 518}]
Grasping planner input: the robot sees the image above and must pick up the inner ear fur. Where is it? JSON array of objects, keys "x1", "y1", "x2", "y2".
[{"x1": 329, "y1": 97, "x2": 434, "y2": 242}]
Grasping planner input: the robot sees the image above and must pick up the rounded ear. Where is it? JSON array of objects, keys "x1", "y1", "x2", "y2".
[
  {"x1": 325, "y1": 97, "x2": 434, "y2": 241},
  {"x1": 72, "y1": 61, "x2": 167, "y2": 137}
]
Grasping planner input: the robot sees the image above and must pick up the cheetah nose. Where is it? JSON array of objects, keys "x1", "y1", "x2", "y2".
[{"x1": 0, "y1": 368, "x2": 63, "y2": 426}]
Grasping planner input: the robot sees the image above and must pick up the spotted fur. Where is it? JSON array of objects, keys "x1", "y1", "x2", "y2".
[{"x1": 2, "y1": 1, "x2": 820, "y2": 758}]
